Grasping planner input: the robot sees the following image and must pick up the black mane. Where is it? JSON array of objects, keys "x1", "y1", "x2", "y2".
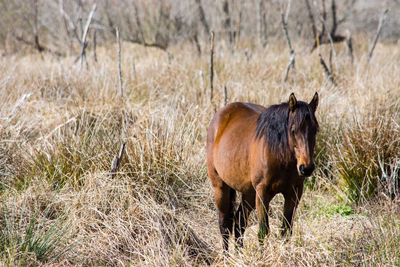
[{"x1": 255, "y1": 101, "x2": 318, "y2": 164}]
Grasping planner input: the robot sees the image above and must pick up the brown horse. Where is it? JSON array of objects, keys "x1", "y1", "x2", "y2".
[{"x1": 206, "y1": 92, "x2": 319, "y2": 250}]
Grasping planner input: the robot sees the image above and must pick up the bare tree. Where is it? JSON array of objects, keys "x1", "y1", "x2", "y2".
[
  {"x1": 368, "y1": 9, "x2": 389, "y2": 63},
  {"x1": 304, "y1": 0, "x2": 356, "y2": 51},
  {"x1": 76, "y1": 4, "x2": 97, "y2": 69},
  {"x1": 13, "y1": 0, "x2": 63, "y2": 56},
  {"x1": 209, "y1": 31, "x2": 215, "y2": 104},
  {"x1": 108, "y1": 1, "x2": 174, "y2": 51},
  {"x1": 281, "y1": 0, "x2": 296, "y2": 83},
  {"x1": 195, "y1": 0, "x2": 210, "y2": 34},
  {"x1": 223, "y1": 0, "x2": 233, "y2": 45},
  {"x1": 319, "y1": 52, "x2": 337, "y2": 86},
  {"x1": 258, "y1": 0, "x2": 268, "y2": 48},
  {"x1": 0, "y1": 0, "x2": 397, "y2": 59}
]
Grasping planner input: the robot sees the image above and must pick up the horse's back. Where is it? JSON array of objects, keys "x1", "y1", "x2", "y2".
[{"x1": 207, "y1": 102, "x2": 265, "y2": 192}]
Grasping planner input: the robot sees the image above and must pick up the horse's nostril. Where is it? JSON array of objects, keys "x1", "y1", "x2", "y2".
[
  {"x1": 299, "y1": 164, "x2": 305, "y2": 172},
  {"x1": 304, "y1": 165, "x2": 315, "y2": 176},
  {"x1": 299, "y1": 164, "x2": 314, "y2": 176}
]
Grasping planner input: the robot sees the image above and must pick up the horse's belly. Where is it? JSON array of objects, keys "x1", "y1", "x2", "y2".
[{"x1": 213, "y1": 135, "x2": 253, "y2": 192}]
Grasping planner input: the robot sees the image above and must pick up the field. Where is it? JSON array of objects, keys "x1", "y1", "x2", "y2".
[{"x1": 1, "y1": 37, "x2": 400, "y2": 266}]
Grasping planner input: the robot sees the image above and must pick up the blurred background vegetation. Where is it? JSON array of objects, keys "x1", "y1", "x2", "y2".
[{"x1": 1, "y1": 0, "x2": 399, "y2": 56}]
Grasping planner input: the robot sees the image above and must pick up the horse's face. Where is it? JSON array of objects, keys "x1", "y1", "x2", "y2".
[{"x1": 288, "y1": 93, "x2": 319, "y2": 177}]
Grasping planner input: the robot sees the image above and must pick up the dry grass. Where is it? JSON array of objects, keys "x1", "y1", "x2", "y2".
[{"x1": 0, "y1": 39, "x2": 399, "y2": 266}]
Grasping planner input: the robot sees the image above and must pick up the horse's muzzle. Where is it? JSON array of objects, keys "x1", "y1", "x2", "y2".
[{"x1": 298, "y1": 163, "x2": 315, "y2": 177}]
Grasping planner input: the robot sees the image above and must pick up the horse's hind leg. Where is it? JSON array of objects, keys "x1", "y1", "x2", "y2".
[
  {"x1": 209, "y1": 169, "x2": 236, "y2": 251},
  {"x1": 218, "y1": 187, "x2": 235, "y2": 251},
  {"x1": 234, "y1": 190, "x2": 255, "y2": 248}
]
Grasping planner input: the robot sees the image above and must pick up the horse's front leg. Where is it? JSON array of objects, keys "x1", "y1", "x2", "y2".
[
  {"x1": 281, "y1": 184, "x2": 303, "y2": 236},
  {"x1": 255, "y1": 183, "x2": 273, "y2": 245}
]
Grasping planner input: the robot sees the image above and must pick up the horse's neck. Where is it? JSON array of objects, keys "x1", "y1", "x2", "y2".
[{"x1": 262, "y1": 143, "x2": 295, "y2": 168}]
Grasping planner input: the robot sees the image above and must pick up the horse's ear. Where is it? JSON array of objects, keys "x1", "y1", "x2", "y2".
[
  {"x1": 289, "y1": 93, "x2": 297, "y2": 112},
  {"x1": 309, "y1": 92, "x2": 319, "y2": 113}
]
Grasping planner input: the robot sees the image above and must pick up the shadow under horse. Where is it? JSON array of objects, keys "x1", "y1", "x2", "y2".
[{"x1": 206, "y1": 92, "x2": 319, "y2": 250}]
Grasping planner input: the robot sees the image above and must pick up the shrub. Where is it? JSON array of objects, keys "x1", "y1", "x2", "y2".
[
  {"x1": 334, "y1": 106, "x2": 400, "y2": 203},
  {"x1": 122, "y1": 105, "x2": 205, "y2": 204},
  {"x1": 309, "y1": 115, "x2": 341, "y2": 190},
  {"x1": 0, "y1": 200, "x2": 76, "y2": 265}
]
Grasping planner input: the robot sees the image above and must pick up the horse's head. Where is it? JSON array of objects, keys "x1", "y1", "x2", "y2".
[{"x1": 287, "y1": 92, "x2": 319, "y2": 177}]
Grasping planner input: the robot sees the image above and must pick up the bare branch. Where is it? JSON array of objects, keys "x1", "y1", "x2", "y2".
[
  {"x1": 304, "y1": 0, "x2": 317, "y2": 38},
  {"x1": 59, "y1": 0, "x2": 80, "y2": 43},
  {"x1": 78, "y1": 4, "x2": 97, "y2": 69},
  {"x1": 368, "y1": 9, "x2": 389, "y2": 63},
  {"x1": 284, "y1": 0, "x2": 292, "y2": 23},
  {"x1": 224, "y1": 85, "x2": 228, "y2": 106},
  {"x1": 234, "y1": 5, "x2": 243, "y2": 47},
  {"x1": 133, "y1": 2, "x2": 145, "y2": 44},
  {"x1": 281, "y1": 2, "x2": 295, "y2": 83},
  {"x1": 116, "y1": 27, "x2": 123, "y2": 98},
  {"x1": 223, "y1": 0, "x2": 233, "y2": 44},
  {"x1": 345, "y1": 31, "x2": 354, "y2": 64},
  {"x1": 330, "y1": 0, "x2": 338, "y2": 37},
  {"x1": 104, "y1": 0, "x2": 116, "y2": 35},
  {"x1": 281, "y1": 8, "x2": 293, "y2": 53},
  {"x1": 192, "y1": 31, "x2": 201, "y2": 56},
  {"x1": 195, "y1": 0, "x2": 210, "y2": 34},
  {"x1": 111, "y1": 142, "x2": 126, "y2": 179},
  {"x1": 319, "y1": 53, "x2": 336, "y2": 86},
  {"x1": 258, "y1": 0, "x2": 268, "y2": 48},
  {"x1": 320, "y1": 16, "x2": 338, "y2": 72},
  {"x1": 128, "y1": 2, "x2": 168, "y2": 51}
]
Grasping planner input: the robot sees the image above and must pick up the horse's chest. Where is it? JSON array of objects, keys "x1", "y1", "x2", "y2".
[{"x1": 269, "y1": 172, "x2": 303, "y2": 193}]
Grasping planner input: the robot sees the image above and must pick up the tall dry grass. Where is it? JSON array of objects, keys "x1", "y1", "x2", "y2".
[{"x1": 0, "y1": 38, "x2": 399, "y2": 265}]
